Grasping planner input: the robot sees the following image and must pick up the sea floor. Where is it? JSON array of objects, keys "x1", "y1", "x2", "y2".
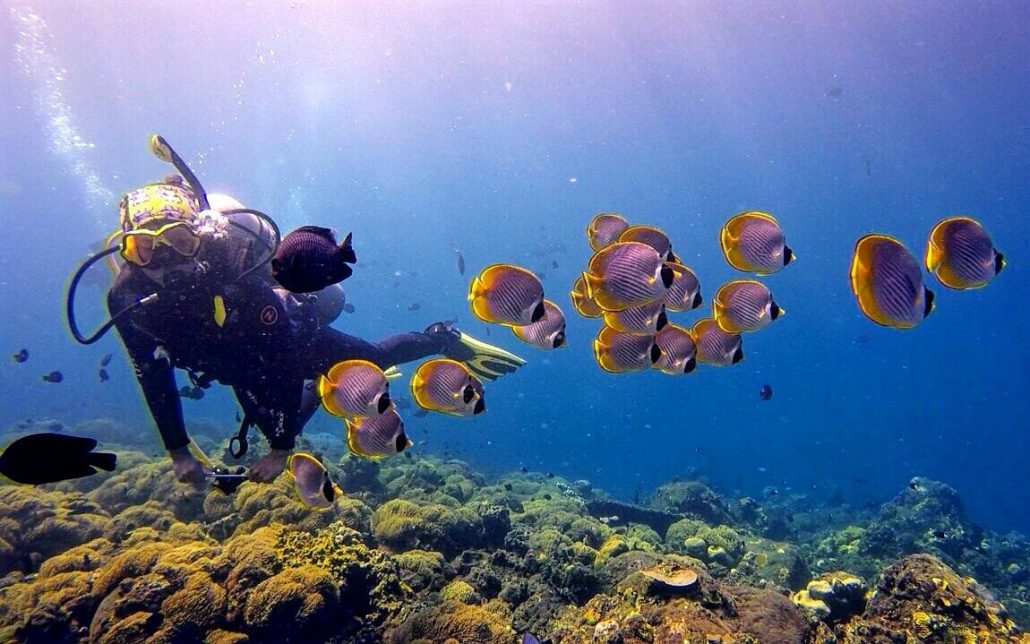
[{"x1": 0, "y1": 416, "x2": 1027, "y2": 643}]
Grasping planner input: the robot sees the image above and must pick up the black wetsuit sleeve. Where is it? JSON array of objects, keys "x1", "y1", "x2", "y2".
[
  {"x1": 305, "y1": 327, "x2": 445, "y2": 375},
  {"x1": 108, "y1": 272, "x2": 189, "y2": 452}
]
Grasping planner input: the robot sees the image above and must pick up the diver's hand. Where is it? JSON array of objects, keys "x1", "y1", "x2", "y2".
[
  {"x1": 170, "y1": 447, "x2": 208, "y2": 486},
  {"x1": 248, "y1": 449, "x2": 290, "y2": 483}
]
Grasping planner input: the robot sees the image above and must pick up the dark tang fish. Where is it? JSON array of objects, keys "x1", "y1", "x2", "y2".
[
  {"x1": 0, "y1": 432, "x2": 116, "y2": 485},
  {"x1": 272, "y1": 226, "x2": 357, "y2": 293},
  {"x1": 850, "y1": 234, "x2": 933, "y2": 329},
  {"x1": 12, "y1": 349, "x2": 28, "y2": 363},
  {"x1": 925, "y1": 216, "x2": 1004, "y2": 290},
  {"x1": 42, "y1": 371, "x2": 63, "y2": 383}
]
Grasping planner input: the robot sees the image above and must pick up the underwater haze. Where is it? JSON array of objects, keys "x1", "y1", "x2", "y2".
[{"x1": 1, "y1": 0, "x2": 1029, "y2": 543}]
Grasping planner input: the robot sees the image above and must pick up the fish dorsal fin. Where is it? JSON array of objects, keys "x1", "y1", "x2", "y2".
[{"x1": 295, "y1": 225, "x2": 336, "y2": 241}]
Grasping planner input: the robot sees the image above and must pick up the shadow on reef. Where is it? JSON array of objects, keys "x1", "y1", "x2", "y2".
[{"x1": 0, "y1": 418, "x2": 1028, "y2": 642}]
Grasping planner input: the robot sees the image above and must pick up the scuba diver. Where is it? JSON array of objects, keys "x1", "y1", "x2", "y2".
[{"x1": 69, "y1": 135, "x2": 524, "y2": 486}]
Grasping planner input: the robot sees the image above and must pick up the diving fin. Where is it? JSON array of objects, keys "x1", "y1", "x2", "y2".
[
  {"x1": 187, "y1": 438, "x2": 215, "y2": 471},
  {"x1": 454, "y1": 331, "x2": 526, "y2": 381}
]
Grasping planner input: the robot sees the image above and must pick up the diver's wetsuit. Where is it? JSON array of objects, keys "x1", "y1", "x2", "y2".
[{"x1": 108, "y1": 214, "x2": 446, "y2": 452}]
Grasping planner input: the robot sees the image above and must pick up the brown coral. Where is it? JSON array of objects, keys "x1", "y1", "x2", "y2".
[
  {"x1": 243, "y1": 564, "x2": 340, "y2": 635},
  {"x1": 385, "y1": 600, "x2": 516, "y2": 643},
  {"x1": 843, "y1": 554, "x2": 1024, "y2": 642}
]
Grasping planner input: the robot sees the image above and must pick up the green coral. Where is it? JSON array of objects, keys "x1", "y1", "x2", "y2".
[
  {"x1": 370, "y1": 499, "x2": 482, "y2": 558},
  {"x1": 394, "y1": 549, "x2": 454, "y2": 592},
  {"x1": 666, "y1": 519, "x2": 746, "y2": 571},
  {"x1": 386, "y1": 600, "x2": 516, "y2": 643},
  {"x1": 440, "y1": 579, "x2": 480, "y2": 604}
]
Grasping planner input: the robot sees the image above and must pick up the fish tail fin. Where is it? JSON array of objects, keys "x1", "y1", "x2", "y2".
[
  {"x1": 88, "y1": 451, "x2": 117, "y2": 472},
  {"x1": 316, "y1": 376, "x2": 346, "y2": 417},
  {"x1": 592, "y1": 339, "x2": 618, "y2": 373},
  {"x1": 468, "y1": 276, "x2": 485, "y2": 301},
  {"x1": 581, "y1": 271, "x2": 602, "y2": 299},
  {"x1": 338, "y1": 232, "x2": 357, "y2": 263},
  {"x1": 468, "y1": 280, "x2": 500, "y2": 323},
  {"x1": 924, "y1": 237, "x2": 943, "y2": 273}
]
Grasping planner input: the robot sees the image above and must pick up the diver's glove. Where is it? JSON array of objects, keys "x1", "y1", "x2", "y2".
[{"x1": 426, "y1": 321, "x2": 527, "y2": 381}]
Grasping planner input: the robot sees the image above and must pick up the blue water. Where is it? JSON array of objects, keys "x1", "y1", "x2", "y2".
[{"x1": 1, "y1": 2, "x2": 1028, "y2": 532}]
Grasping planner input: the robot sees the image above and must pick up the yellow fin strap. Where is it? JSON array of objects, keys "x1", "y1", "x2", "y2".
[{"x1": 188, "y1": 438, "x2": 214, "y2": 470}]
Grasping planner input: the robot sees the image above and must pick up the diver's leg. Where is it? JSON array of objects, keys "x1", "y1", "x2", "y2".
[
  {"x1": 233, "y1": 378, "x2": 306, "y2": 451},
  {"x1": 296, "y1": 381, "x2": 321, "y2": 429}
]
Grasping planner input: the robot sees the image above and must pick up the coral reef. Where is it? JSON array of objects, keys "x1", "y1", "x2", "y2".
[{"x1": 0, "y1": 436, "x2": 1027, "y2": 642}]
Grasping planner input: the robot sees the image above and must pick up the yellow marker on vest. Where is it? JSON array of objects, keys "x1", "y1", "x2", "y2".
[{"x1": 213, "y1": 295, "x2": 227, "y2": 327}]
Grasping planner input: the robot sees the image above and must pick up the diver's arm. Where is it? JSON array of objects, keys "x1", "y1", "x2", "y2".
[{"x1": 107, "y1": 278, "x2": 190, "y2": 452}]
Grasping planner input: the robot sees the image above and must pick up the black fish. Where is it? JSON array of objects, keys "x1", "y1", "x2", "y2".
[
  {"x1": 0, "y1": 432, "x2": 116, "y2": 485},
  {"x1": 408, "y1": 302, "x2": 422, "y2": 311},
  {"x1": 826, "y1": 86, "x2": 843, "y2": 98},
  {"x1": 271, "y1": 226, "x2": 357, "y2": 293},
  {"x1": 455, "y1": 248, "x2": 465, "y2": 276},
  {"x1": 42, "y1": 371, "x2": 63, "y2": 383},
  {"x1": 12, "y1": 349, "x2": 28, "y2": 363},
  {"x1": 98, "y1": 368, "x2": 110, "y2": 382},
  {"x1": 759, "y1": 384, "x2": 773, "y2": 401},
  {"x1": 100, "y1": 353, "x2": 113, "y2": 367},
  {"x1": 343, "y1": 302, "x2": 355, "y2": 314}
]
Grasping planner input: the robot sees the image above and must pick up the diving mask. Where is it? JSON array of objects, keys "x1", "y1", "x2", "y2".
[{"x1": 120, "y1": 221, "x2": 201, "y2": 266}]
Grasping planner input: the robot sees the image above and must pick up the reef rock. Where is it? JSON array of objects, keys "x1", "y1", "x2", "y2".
[
  {"x1": 649, "y1": 480, "x2": 735, "y2": 525},
  {"x1": 861, "y1": 477, "x2": 983, "y2": 562},
  {"x1": 842, "y1": 554, "x2": 1025, "y2": 642}
]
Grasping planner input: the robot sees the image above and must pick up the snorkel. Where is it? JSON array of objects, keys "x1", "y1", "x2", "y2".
[{"x1": 67, "y1": 134, "x2": 282, "y2": 344}]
